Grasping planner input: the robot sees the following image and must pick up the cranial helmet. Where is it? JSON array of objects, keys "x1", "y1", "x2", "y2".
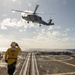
[{"x1": 11, "y1": 42, "x2": 16, "y2": 47}]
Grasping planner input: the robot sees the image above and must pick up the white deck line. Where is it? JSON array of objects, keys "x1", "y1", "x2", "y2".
[
  {"x1": 19, "y1": 53, "x2": 31, "y2": 75},
  {"x1": 31, "y1": 53, "x2": 36, "y2": 75},
  {"x1": 23, "y1": 53, "x2": 31, "y2": 75},
  {"x1": 34, "y1": 53, "x2": 39, "y2": 75},
  {"x1": 45, "y1": 72, "x2": 75, "y2": 75}
]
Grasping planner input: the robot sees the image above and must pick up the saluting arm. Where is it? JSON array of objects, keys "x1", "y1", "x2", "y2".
[
  {"x1": 16, "y1": 43, "x2": 21, "y2": 52},
  {"x1": 18, "y1": 45, "x2": 21, "y2": 52}
]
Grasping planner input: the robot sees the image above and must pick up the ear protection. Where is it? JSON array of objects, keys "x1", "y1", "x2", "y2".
[{"x1": 11, "y1": 42, "x2": 16, "y2": 46}]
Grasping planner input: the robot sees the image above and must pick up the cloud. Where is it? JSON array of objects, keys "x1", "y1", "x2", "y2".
[
  {"x1": 61, "y1": 33, "x2": 68, "y2": 37},
  {"x1": 2, "y1": 14, "x2": 7, "y2": 17},
  {"x1": 18, "y1": 1, "x2": 22, "y2": 5},
  {"x1": 64, "y1": 28, "x2": 71, "y2": 33},
  {"x1": 31, "y1": 29, "x2": 75, "y2": 49},
  {"x1": 48, "y1": 25, "x2": 61, "y2": 30},
  {"x1": 12, "y1": 0, "x2": 16, "y2": 2},
  {"x1": 28, "y1": 3, "x2": 32, "y2": 7},
  {"x1": 1, "y1": 25, "x2": 7, "y2": 30},
  {"x1": 0, "y1": 31, "x2": 75, "y2": 50},
  {"x1": 34, "y1": 30, "x2": 58, "y2": 40},
  {"x1": 33, "y1": 28, "x2": 75, "y2": 42},
  {"x1": 48, "y1": 26, "x2": 54, "y2": 30},
  {"x1": 0, "y1": 18, "x2": 75, "y2": 49},
  {"x1": 0, "y1": 18, "x2": 23, "y2": 29},
  {"x1": 66, "y1": 28, "x2": 71, "y2": 31},
  {"x1": 19, "y1": 29, "x2": 23, "y2": 32},
  {"x1": 52, "y1": 31, "x2": 60, "y2": 37},
  {"x1": 0, "y1": 18, "x2": 37, "y2": 30},
  {"x1": 33, "y1": 32, "x2": 36, "y2": 34},
  {"x1": 62, "y1": 37, "x2": 70, "y2": 41},
  {"x1": 41, "y1": 29, "x2": 45, "y2": 34}
]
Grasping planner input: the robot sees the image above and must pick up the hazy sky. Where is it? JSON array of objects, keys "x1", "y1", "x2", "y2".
[{"x1": 0, "y1": 0, "x2": 75, "y2": 50}]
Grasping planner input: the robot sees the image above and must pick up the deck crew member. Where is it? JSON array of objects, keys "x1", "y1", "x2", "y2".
[{"x1": 5, "y1": 42, "x2": 21, "y2": 75}]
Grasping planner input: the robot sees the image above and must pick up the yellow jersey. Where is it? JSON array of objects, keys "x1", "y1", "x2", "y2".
[{"x1": 5, "y1": 46, "x2": 21, "y2": 65}]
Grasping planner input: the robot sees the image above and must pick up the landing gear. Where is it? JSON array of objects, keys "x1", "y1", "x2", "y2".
[
  {"x1": 39, "y1": 25, "x2": 41, "y2": 26},
  {"x1": 32, "y1": 21, "x2": 34, "y2": 22},
  {"x1": 27, "y1": 21, "x2": 29, "y2": 23}
]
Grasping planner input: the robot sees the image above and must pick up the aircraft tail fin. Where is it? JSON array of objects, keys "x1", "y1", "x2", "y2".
[{"x1": 48, "y1": 19, "x2": 54, "y2": 25}]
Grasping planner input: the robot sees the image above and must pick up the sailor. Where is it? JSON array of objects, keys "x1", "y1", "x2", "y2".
[{"x1": 5, "y1": 42, "x2": 21, "y2": 75}]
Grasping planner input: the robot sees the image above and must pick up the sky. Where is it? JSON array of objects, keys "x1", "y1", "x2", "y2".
[{"x1": 0, "y1": 0, "x2": 75, "y2": 51}]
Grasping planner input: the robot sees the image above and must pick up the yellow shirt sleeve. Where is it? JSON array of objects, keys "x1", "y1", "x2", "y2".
[{"x1": 17, "y1": 46, "x2": 21, "y2": 52}]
